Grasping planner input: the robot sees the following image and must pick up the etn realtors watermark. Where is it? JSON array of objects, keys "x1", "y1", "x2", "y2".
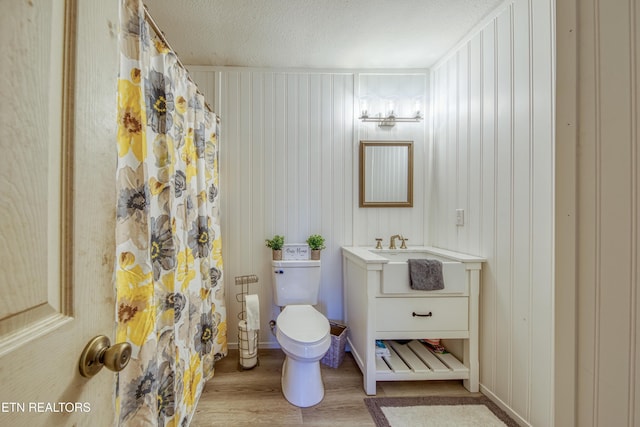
[{"x1": 1, "y1": 402, "x2": 91, "y2": 413}]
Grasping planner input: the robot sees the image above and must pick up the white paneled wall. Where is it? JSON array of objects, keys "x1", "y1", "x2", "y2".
[
  {"x1": 190, "y1": 67, "x2": 430, "y2": 349},
  {"x1": 355, "y1": 73, "x2": 429, "y2": 246},
  {"x1": 430, "y1": 1, "x2": 554, "y2": 425},
  {"x1": 218, "y1": 70, "x2": 354, "y2": 346},
  {"x1": 567, "y1": 0, "x2": 640, "y2": 425}
]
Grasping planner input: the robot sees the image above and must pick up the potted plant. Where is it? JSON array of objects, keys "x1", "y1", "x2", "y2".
[
  {"x1": 306, "y1": 234, "x2": 326, "y2": 260},
  {"x1": 265, "y1": 235, "x2": 285, "y2": 260}
]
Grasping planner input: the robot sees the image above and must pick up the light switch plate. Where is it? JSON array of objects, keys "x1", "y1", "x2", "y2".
[{"x1": 456, "y1": 209, "x2": 465, "y2": 226}]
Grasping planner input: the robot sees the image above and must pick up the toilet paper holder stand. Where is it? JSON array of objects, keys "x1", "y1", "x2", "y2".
[{"x1": 235, "y1": 274, "x2": 259, "y2": 370}]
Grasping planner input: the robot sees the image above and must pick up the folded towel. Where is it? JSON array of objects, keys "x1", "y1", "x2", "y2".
[
  {"x1": 375, "y1": 340, "x2": 390, "y2": 358},
  {"x1": 408, "y1": 259, "x2": 445, "y2": 291}
]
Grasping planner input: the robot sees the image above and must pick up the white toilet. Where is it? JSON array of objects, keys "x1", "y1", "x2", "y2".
[{"x1": 272, "y1": 259, "x2": 331, "y2": 407}]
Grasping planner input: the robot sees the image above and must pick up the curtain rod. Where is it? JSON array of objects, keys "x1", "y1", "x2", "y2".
[{"x1": 143, "y1": 5, "x2": 220, "y2": 123}]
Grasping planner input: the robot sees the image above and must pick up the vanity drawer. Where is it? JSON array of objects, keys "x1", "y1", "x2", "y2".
[{"x1": 375, "y1": 297, "x2": 469, "y2": 332}]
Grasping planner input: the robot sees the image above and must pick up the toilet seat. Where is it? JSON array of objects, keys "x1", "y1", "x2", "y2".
[{"x1": 277, "y1": 305, "x2": 330, "y2": 343}]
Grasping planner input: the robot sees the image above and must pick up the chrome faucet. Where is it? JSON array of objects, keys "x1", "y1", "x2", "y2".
[{"x1": 389, "y1": 234, "x2": 403, "y2": 249}]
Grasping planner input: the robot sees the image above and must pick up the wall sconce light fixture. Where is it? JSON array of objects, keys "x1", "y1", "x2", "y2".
[
  {"x1": 358, "y1": 98, "x2": 423, "y2": 127},
  {"x1": 359, "y1": 110, "x2": 423, "y2": 127}
]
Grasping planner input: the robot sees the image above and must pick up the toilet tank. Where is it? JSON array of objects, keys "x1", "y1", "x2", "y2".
[{"x1": 272, "y1": 260, "x2": 321, "y2": 306}]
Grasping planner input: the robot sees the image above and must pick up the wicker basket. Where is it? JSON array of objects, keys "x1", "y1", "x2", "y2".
[{"x1": 321, "y1": 321, "x2": 348, "y2": 368}]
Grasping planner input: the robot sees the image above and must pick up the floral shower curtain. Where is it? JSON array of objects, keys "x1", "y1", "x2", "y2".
[{"x1": 114, "y1": 0, "x2": 227, "y2": 425}]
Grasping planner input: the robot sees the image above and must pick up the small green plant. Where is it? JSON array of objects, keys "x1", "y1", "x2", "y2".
[
  {"x1": 306, "y1": 234, "x2": 326, "y2": 251},
  {"x1": 265, "y1": 235, "x2": 285, "y2": 250}
]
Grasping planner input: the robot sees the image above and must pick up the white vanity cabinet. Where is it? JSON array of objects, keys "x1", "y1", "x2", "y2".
[{"x1": 341, "y1": 246, "x2": 484, "y2": 395}]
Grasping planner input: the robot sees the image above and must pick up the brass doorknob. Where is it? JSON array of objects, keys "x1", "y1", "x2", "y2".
[{"x1": 79, "y1": 335, "x2": 131, "y2": 378}]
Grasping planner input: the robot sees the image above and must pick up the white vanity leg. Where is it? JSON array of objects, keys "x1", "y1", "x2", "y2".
[
  {"x1": 365, "y1": 373, "x2": 377, "y2": 395},
  {"x1": 364, "y1": 341, "x2": 377, "y2": 395},
  {"x1": 464, "y1": 268, "x2": 480, "y2": 392},
  {"x1": 463, "y1": 341, "x2": 479, "y2": 392}
]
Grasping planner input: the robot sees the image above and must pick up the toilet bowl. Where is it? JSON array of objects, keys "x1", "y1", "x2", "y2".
[{"x1": 276, "y1": 304, "x2": 331, "y2": 407}]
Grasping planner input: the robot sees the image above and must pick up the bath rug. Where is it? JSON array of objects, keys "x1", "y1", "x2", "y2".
[{"x1": 364, "y1": 395, "x2": 519, "y2": 427}]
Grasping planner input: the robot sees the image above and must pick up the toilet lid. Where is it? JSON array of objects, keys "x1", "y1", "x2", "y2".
[{"x1": 278, "y1": 305, "x2": 329, "y2": 343}]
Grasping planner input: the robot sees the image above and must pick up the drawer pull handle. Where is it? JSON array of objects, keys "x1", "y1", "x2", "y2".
[{"x1": 412, "y1": 311, "x2": 433, "y2": 317}]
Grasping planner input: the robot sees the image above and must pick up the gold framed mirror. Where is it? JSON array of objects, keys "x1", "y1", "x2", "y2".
[{"x1": 359, "y1": 141, "x2": 413, "y2": 207}]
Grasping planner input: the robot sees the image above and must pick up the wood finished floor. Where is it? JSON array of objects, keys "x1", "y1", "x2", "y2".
[{"x1": 192, "y1": 349, "x2": 477, "y2": 426}]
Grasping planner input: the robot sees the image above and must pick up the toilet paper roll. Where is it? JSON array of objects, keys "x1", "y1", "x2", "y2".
[
  {"x1": 240, "y1": 349, "x2": 257, "y2": 368},
  {"x1": 238, "y1": 320, "x2": 258, "y2": 354},
  {"x1": 245, "y1": 294, "x2": 260, "y2": 331},
  {"x1": 238, "y1": 319, "x2": 258, "y2": 368}
]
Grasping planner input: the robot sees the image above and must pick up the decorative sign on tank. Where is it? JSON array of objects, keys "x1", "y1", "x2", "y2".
[{"x1": 282, "y1": 244, "x2": 310, "y2": 260}]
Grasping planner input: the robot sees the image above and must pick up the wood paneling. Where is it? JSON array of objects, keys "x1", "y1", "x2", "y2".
[
  {"x1": 192, "y1": 69, "x2": 354, "y2": 346},
  {"x1": 569, "y1": 0, "x2": 640, "y2": 425},
  {"x1": 354, "y1": 73, "x2": 429, "y2": 247},
  {"x1": 189, "y1": 68, "x2": 430, "y2": 350},
  {"x1": 430, "y1": 1, "x2": 554, "y2": 425},
  {"x1": 555, "y1": 0, "x2": 578, "y2": 424}
]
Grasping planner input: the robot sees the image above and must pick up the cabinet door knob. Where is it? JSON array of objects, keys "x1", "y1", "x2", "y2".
[{"x1": 412, "y1": 311, "x2": 433, "y2": 317}]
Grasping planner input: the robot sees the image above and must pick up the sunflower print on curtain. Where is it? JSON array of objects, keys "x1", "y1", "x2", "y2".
[{"x1": 115, "y1": 1, "x2": 227, "y2": 425}]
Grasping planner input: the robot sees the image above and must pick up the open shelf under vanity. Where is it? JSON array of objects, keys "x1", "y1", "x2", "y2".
[{"x1": 376, "y1": 339, "x2": 469, "y2": 381}]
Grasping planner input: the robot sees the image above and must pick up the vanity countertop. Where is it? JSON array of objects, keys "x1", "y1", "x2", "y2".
[{"x1": 341, "y1": 246, "x2": 486, "y2": 264}]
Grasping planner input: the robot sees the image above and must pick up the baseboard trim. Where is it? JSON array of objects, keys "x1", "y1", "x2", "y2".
[{"x1": 480, "y1": 384, "x2": 531, "y2": 427}]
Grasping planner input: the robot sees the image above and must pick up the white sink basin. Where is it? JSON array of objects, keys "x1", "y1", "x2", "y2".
[{"x1": 370, "y1": 250, "x2": 467, "y2": 294}]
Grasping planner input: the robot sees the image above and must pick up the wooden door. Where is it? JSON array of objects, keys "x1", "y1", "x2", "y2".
[{"x1": 0, "y1": 1, "x2": 119, "y2": 426}]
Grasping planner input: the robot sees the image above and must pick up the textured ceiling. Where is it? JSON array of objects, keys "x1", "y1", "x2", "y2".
[{"x1": 145, "y1": 0, "x2": 504, "y2": 69}]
